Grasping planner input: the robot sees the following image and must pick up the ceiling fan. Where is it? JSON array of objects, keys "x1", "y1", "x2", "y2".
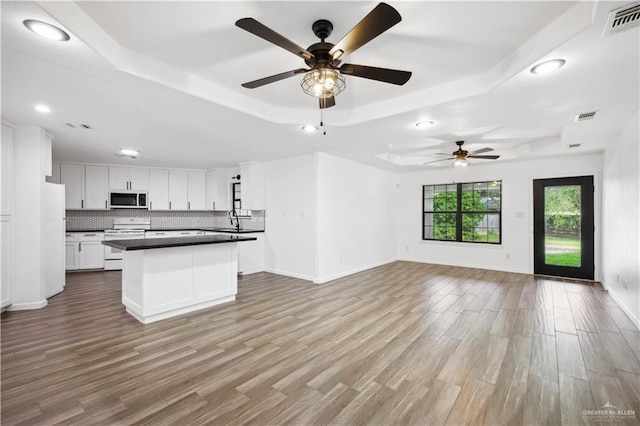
[
  {"x1": 235, "y1": 2, "x2": 412, "y2": 109},
  {"x1": 424, "y1": 141, "x2": 500, "y2": 167}
]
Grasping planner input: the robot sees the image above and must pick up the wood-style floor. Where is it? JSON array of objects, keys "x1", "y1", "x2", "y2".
[{"x1": 2, "y1": 262, "x2": 639, "y2": 425}]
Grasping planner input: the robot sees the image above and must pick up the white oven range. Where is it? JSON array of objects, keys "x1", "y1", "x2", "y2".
[{"x1": 103, "y1": 218, "x2": 150, "y2": 270}]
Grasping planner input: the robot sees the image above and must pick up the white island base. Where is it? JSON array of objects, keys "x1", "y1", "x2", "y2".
[{"x1": 122, "y1": 243, "x2": 238, "y2": 324}]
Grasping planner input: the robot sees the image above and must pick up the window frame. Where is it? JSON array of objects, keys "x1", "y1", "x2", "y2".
[{"x1": 422, "y1": 180, "x2": 502, "y2": 245}]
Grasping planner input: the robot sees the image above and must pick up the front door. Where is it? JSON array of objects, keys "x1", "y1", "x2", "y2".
[{"x1": 533, "y1": 176, "x2": 594, "y2": 280}]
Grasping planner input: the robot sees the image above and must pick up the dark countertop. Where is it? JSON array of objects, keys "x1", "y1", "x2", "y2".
[
  {"x1": 67, "y1": 228, "x2": 264, "y2": 234},
  {"x1": 102, "y1": 235, "x2": 257, "y2": 251}
]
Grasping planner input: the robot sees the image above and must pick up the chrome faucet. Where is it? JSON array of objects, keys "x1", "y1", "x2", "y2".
[{"x1": 228, "y1": 210, "x2": 241, "y2": 232}]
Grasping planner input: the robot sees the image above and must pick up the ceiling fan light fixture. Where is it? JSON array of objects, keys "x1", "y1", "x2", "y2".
[
  {"x1": 453, "y1": 158, "x2": 469, "y2": 168},
  {"x1": 301, "y1": 68, "x2": 346, "y2": 99},
  {"x1": 530, "y1": 59, "x2": 566, "y2": 75}
]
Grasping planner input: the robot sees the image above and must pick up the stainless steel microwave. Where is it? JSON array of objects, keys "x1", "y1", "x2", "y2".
[{"x1": 109, "y1": 191, "x2": 148, "y2": 209}]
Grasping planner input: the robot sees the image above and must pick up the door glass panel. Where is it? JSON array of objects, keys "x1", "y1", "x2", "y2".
[{"x1": 544, "y1": 185, "x2": 581, "y2": 267}]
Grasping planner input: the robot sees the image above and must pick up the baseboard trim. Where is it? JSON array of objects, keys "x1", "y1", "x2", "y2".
[
  {"x1": 600, "y1": 280, "x2": 640, "y2": 330},
  {"x1": 263, "y1": 269, "x2": 314, "y2": 282},
  {"x1": 399, "y1": 256, "x2": 531, "y2": 275},
  {"x1": 7, "y1": 300, "x2": 48, "y2": 311},
  {"x1": 313, "y1": 258, "x2": 398, "y2": 284}
]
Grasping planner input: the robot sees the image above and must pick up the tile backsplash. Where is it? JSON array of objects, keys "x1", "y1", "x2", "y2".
[{"x1": 66, "y1": 209, "x2": 265, "y2": 231}]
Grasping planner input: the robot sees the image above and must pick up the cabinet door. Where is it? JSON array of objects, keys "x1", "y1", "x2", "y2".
[
  {"x1": 1, "y1": 218, "x2": 12, "y2": 308},
  {"x1": 85, "y1": 166, "x2": 108, "y2": 209},
  {"x1": 60, "y1": 164, "x2": 85, "y2": 209},
  {"x1": 188, "y1": 171, "x2": 206, "y2": 210},
  {"x1": 65, "y1": 242, "x2": 78, "y2": 270},
  {"x1": 169, "y1": 170, "x2": 189, "y2": 210},
  {"x1": 216, "y1": 170, "x2": 230, "y2": 210},
  {"x1": 238, "y1": 234, "x2": 264, "y2": 275},
  {"x1": 149, "y1": 169, "x2": 170, "y2": 210},
  {"x1": 108, "y1": 167, "x2": 130, "y2": 190},
  {"x1": 129, "y1": 168, "x2": 149, "y2": 191},
  {"x1": 206, "y1": 170, "x2": 218, "y2": 210},
  {"x1": 78, "y1": 241, "x2": 104, "y2": 269}
]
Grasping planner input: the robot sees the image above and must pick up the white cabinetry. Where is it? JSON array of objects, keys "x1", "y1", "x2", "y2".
[
  {"x1": 169, "y1": 170, "x2": 207, "y2": 210},
  {"x1": 109, "y1": 167, "x2": 149, "y2": 191},
  {"x1": 188, "y1": 171, "x2": 206, "y2": 210},
  {"x1": 61, "y1": 165, "x2": 108, "y2": 210},
  {"x1": 65, "y1": 234, "x2": 79, "y2": 270},
  {"x1": 169, "y1": 170, "x2": 189, "y2": 210},
  {"x1": 61, "y1": 164, "x2": 85, "y2": 209},
  {"x1": 238, "y1": 233, "x2": 264, "y2": 275},
  {"x1": 85, "y1": 166, "x2": 109, "y2": 209},
  {"x1": 66, "y1": 233, "x2": 104, "y2": 270},
  {"x1": 240, "y1": 162, "x2": 265, "y2": 210},
  {"x1": 206, "y1": 170, "x2": 229, "y2": 211},
  {"x1": 149, "y1": 169, "x2": 170, "y2": 210}
]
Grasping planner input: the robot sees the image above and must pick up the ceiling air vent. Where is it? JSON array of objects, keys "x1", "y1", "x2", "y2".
[
  {"x1": 80, "y1": 124, "x2": 92, "y2": 129},
  {"x1": 603, "y1": 2, "x2": 640, "y2": 37},
  {"x1": 575, "y1": 111, "x2": 597, "y2": 122}
]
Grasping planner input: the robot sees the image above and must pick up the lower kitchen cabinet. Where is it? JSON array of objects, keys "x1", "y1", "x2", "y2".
[
  {"x1": 66, "y1": 232, "x2": 104, "y2": 270},
  {"x1": 238, "y1": 234, "x2": 264, "y2": 275}
]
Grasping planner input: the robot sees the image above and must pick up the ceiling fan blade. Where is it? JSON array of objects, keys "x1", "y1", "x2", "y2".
[
  {"x1": 241, "y1": 68, "x2": 308, "y2": 89},
  {"x1": 339, "y1": 64, "x2": 411, "y2": 85},
  {"x1": 468, "y1": 155, "x2": 500, "y2": 160},
  {"x1": 470, "y1": 147, "x2": 494, "y2": 155},
  {"x1": 319, "y1": 96, "x2": 336, "y2": 109},
  {"x1": 236, "y1": 18, "x2": 314, "y2": 60},
  {"x1": 329, "y1": 3, "x2": 401, "y2": 58},
  {"x1": 424, "y1": 158, "x2": 453, "y2": 165},
  {"x1": 435, "y1": 153, "x2": 452, "y2": 156}
]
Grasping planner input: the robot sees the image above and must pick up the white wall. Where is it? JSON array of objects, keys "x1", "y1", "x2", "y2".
[
  {"x1": 602, "y1": 111, "x2": 639, "y2": 326},
  {"x1": 315, "y1": 152, "x2": 397, "y2": 283},
  {"x1": 263, "y1": 154, "x2": 316, "y2": 280},
  {"x1": 396, "y1": 154, "x2": 602, "y2": 275},
  {"x1": 9, "y1": 125, "x2": 50, "y2": 309},
  {"x1": 1, "y1": 123, "x2": 15, "y2": 309}
]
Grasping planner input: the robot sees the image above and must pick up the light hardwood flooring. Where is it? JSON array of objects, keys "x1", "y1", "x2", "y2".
[{"x1": 2, "y1": 261, "x2": 639, "y2": 425}]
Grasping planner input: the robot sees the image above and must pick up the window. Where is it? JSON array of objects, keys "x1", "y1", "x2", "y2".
[{"x1": 423, "y1": 180, "x2": 502, "y2": 244}]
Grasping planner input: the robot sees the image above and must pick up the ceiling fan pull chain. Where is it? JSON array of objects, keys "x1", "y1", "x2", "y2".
[{"x1": 320, "y1": 109, "x2": 327, "y2": 135}]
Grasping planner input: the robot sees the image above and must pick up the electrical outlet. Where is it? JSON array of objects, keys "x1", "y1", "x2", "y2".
[
  {"x1": 622, "y1": 278, "x2": 628, "y2": 289},
  {"x1": 406, "y1": 245, "x2": 410, "y2": 251},
  {"x1": 505, "y1": 253, "x2": 510, "y2": 260},
  {"x1": 616, "y1": 274, "x2": 620, "y2": 282}
]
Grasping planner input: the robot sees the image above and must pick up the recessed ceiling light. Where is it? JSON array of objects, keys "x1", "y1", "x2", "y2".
[
  {"x1": 415, "y1": 120, "x2": 434, "y2": 129},
  {"x1": 34, "y1": 104, "x2": 51, "y2": 114},
  {"x1": 530, "y1": 59, "x2": 566, "y2": 75},
  {"x1": 23, "y1": 20, "x2": 70, "y2": 42},
  {"x1": 302, "y1": 125, "x2": 317, "y2": 133},
  {"x1": 118, "y1": 148, "x2": 139, "y2": 158}
]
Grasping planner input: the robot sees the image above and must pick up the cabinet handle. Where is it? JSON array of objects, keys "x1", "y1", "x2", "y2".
[
  {"x1": 169, "y1": 201, "x2": 172, "y2": 209},
  {"x1": 188, "y1": 201, "x2": 191, "y2": 210},
  {"x1": 79, "y1": 242, "x2": 82, "y2": 252},
  {"x1": 84, "y1": 234, "x2": 96, "y2": 236},
  {"x1": 81, "y1": 200, "x2": 84, "y2": 209},
  {"x1": 213, "y1": 201, "x2": 215, "y2": 210},
  {"x1": 105, "y1": 200, "x2": 108, "y2": 209},
  {"x1": 150, "y1": 201, "x2": 152, "y2": 209}
]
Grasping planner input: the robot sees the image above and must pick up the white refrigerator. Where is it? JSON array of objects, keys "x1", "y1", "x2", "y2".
[{"x1": 45, "y1": 183, "x2": 65, "y2": 298}]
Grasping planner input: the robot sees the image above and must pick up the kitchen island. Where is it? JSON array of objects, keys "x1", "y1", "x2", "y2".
[{"x1": 103, "y1": 235, "x2": 257, "y2": 324}]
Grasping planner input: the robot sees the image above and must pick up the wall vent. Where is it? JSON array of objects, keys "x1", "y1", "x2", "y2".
[
  {"x1": 567, "y1": 143, "x2": 582, "y2": 149},
  {"x1": 603, "y1": 2, "x2": 640, "y2": 37},
  {"x1": 575, "y1": 111, "x2": 597, "y2": 122}
]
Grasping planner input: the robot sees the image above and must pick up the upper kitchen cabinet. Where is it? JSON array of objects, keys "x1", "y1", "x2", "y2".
[
  {"x1": 84, "y1": 166, "x2": 109, "y2": 209},
  {"x1": 61, "y1": 164, "x2": 109, "y2": 210},
  {"x1": 240, "y1": 162, "x2": 265, "y2": 210},
  {"x1": 188, "y1": 171, "x2": 206, "y2": 210},
  {"x1": 148, "y1": 169, "x2": 169, "y2": 210},
  {"x1": 46, "y1": 162, "x2": 61, "y2": 184},
  {"x1": 206, "y1": 169, "x2": 229, "y2": 211},
  {"x1": 108, "y1": 167, "x2": 149, "y2": 191},
  {"x1": 60, "y1": 164, "x2": 85, "y2": 209},
  {"x1": 168, "y1": 170, "x2": 206, "y2": 210}
]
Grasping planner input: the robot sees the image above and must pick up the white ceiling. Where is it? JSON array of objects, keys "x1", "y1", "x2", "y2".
[{"x1": 1, "y1": 1, "x2": 638, "y2": 172}]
